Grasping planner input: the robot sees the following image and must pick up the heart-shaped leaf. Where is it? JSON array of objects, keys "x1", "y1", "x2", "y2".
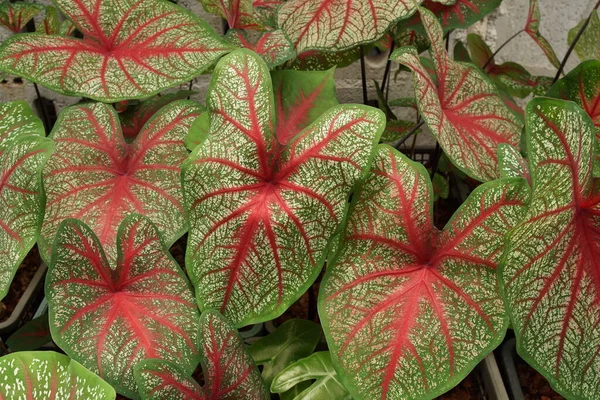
[
  {"x1": 278, "y1": 0, "x2": 423, "y2": 52},
  {"x1": 200, "y1": 0, "x2": 261, "y2": 30},
  {"x1": 0, "y1": 100, "x2": 44, "y2": 151},
  {"x1": 401, "y1": 0, "x2": 501, "y2": 33},
  {"x1": 47, "y1": 215, "x2": 200, "y2": 398},
  {"x1": 524, "y1": 0, "x2": 560, "y2": 69},
  {"x1": 0, "y1": 1, "x2": 43, "y2": 33},
  {"x1": 1, "y1": 135, "x2": 52, "y2": 300},
  {"x1": 393, "y1": 7, "x2": 522, "y2": 181},
  {"x1": 271, "y1": 352, "x2": 351, "y2": 399},
  {"x1": 500, "y1": 98, "x2": 600, "y2": 400},
  {"x1": 0, "y1": 351, "x2": 116, "y2": 400},
  {"x1": 0, "y1": 0, "x2": 233, "y2": 102},
  {"x1": 183, "y1": 49, "x2": 384, "y2": 327},
  {"x1": 35, "y1": 5, "x2": 60, "y2": 35},
  {"x1": 249, "y1": 319, "x2": 322, "y2": 387},
  {"x1": 40, "y1": 100, "x2": 199, "y2": 264},
  {"x1": 226, "y1": 29, "x2": 294, "y2": 69},
  {"x1": 134, "y1": 310, "x2": 268, "y2": 400},
  {"x1": 320, "y1": 145, "x2": 528, "y2": 400},
  {"x1": 6, "y1": 312, "x2": 51, "y2": 351},
  {"x1": 547, "y1": 60, "x2": 600, "y2": 176},
  {"x1": 569, "y1": 10, "x2": 600, "y2": 62}
]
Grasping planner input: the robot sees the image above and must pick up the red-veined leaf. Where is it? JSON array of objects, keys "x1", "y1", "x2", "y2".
[
  {"x1": 253, "y1": 0, "x2": 281, "y2": 27},
  {"x1": 278, "y1": 0, "x2": 423, "y2": 52},
  {"x1": 0, "y1": 100, "x2": 44, "y2": 151},
  {"x1": 381, "y1": 119, "x2": 421, "y2": 142},
  {"x1": 47, "y1": 215, "x2": 200, "y2": 399},
  {"x1": 225, "y1": 29, "x2": 294, "y2": 69},
  {"x1": 40, "y1": 100, "x2": 199, "y2": 264},
  {"x1": 0, "y1": 135, "x2": 52, "y2": 300},
  {"x1": 200, "y1": 0, "x2": 261, "y2": 30},
  {"x1": 286, "y1": 48, "x2": 361, "y2": 71},
  {"x1": 497, "y1": 143, "x2": 530, "y2": 185},
  {"x1": 500, "y1": 98, "x2": 600, "y2": 400},
  {"x1": 320, "y1": 144, "x2": 528, "y2": 400},
  {"x1": 35, "y1": 5, "x2": 60, "y2": 35},
  {"x1": 569, "y1": 10, "x2": 600, "y2": 62},
  {"x1": 432, "y1": 172, "x2": 449, "y2": 200},
  {"x1": 5, "y1": 312, "x2": 51, "y2": 351},
  {"x1": 119, "y1": 91, "x2": 196, "y2": 138},
  {"x1": 0, "y1": 1, "x2": 42, "y2": 33},
  {"x1": 524, "y1": 0, "x2": 560, "y2": 69},
  {"x1": 0, "y1": 0, "x2": 233, "y2": 102},
  {"x1": 134, "y1": 310, "x2": 268, "y2": 400},
  {"x1": 182, "y1": 49, "x2": 384, "y2": 327},
  {"x1": 393, "y1": 7, "x2": 522, "y2": 181},
  {"x1": 547, "y1": 60, "x2": 600, "y2": 177},
  {"x1": 0, "y1": 351, "x2": 116, "y2": 400}
]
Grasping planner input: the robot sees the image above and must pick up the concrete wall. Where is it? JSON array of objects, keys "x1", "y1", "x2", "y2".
[{"x1": 0, "y1": 0, "x2": 594, "y2": 140}]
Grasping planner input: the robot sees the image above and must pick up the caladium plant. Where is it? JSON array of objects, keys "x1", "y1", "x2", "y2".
[
  {"x1": 500, "y1": 98, "x2": 600, "y2": 400},
  {"x1": 183, "y1": 49, "x2": 384, "y2": 327},
  {"x1": 0, "y1": 0, "x2": 233, "y2": 102},
  {"x1": 320, "y1": 145, "x2": 528, "y2": 399},
  {"x1": 0, "y1": 1, "x2": 43, "y2": 33}
]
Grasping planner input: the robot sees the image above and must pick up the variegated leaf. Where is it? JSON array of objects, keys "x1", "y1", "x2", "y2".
[
  {"x1": 47, "y1": 215, "x2": 200, "y2": 399},
  {"x1": 393, "y1": 8, "x2": 522, "y2": 181},
  {"x1": 278, "y1": 0, "x2": 423, "y2": 52},
  {"x1": 40, "y1": 100, "x2": 199, "y2": 264},
  {"x1": 134, "y1": 310, "x2": 268, "y2": 400},
  {"x1": 225, "y1": 29, "x2": 294, "y2": 69},
  {"x1": 200, "y1": 0, "x2": 261, "y2": 29},
  {"x1": 401, "y1": 0, "x2": 501, "y2": 33},
  {"x1": 569, "y1": 10, "x2": 600, "y2": 62},
  {"x1": 320, "y1": 145, "x2": 528, "y2": 400},
  {"x1": 35, "y1": 5, "x2": 60, "y2": 35},
  {"x1": 182, "y1": 49, "x2": 384, "y2": 327},
  {"x1": 497, "y1": 143, "x2": 530, "y2": 185},
  {"x1": 500, "y1": 98, "x2": 600, "y2": 400},
  {"x1": 0, "y1": 1, "x2": 43, "y2": 33},
  {"x1": 0, "y1": 351, "x2": 115, "y2": 400},
  {"x1": 286, "y1": 48, "x2": 361, "y2": 71},
  {"x1": 0, "y1": 100, "x2": 44, "y2": 150},
  {"x1": 0, "y1": 0, "x2": 233, "y2": 102},
  {"x1": 524, "y1": 0, "x2": 560, "y2": 69}
]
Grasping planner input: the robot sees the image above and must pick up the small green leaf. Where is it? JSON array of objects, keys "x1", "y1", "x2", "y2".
[
  {"x1": 524, "y1": 0, "x2": 560, "y2": 68},
  {"x1": 226, "y1": 29, "x2": 295, "y2": 68},
  {"x1": 6, "y1": 313, "x2": 51, "y2": 351},
  {"x1": 35, "y1": 6, "x2": 60, "y2": 35},
  {"x1": 569, "y1": 10, "x2": 600, "y2": 62},
  {"x1": 0, "y1": 1, "x2": 43, "y2": 33}
]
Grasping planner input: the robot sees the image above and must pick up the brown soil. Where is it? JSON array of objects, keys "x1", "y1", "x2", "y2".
[
  {"x1": 0, "y1": 246, "x2": 40, "y2": 322},
  {"x1": 435, "y1": 371, "x2": 485, "y2": 399},
  {"x1": 517, "y1": 356, "x2": 565, "y2": 400}
]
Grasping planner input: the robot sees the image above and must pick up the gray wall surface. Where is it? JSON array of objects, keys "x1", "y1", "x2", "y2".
[{"x1": 0, "y1": 0, "x2": 594, "y2": 141}]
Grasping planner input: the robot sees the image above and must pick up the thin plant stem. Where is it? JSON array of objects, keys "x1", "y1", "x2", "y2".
[
  {"x1": 33, "y1": 83, "x2": 50, "y2": 132},
  {"x1": 395, "y1": 119, "x2": 425, "y2": 150},
  {"x1": 430, "y1": 143, "x2": 442, "y2": 178},
  {"x1": 380, "y1": 41, "x2": 396, "y2": 95},
  {"x1": 360, "y1": 46, "x2": 368, "y2": 105},
  {"x1": 553, "y1": 0, "x2": 600, "y2": 84},
  {"x1": 482, "y1": 29, "x2": 524, "y2": 70}
]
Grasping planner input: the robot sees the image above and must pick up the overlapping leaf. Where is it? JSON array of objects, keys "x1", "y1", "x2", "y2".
[
  {"x1": 0, "y1": 0, "x2": 233, "y2": 102},
  {"x1": 286, "y1": 48, "x2": 361, "y2": 71},
  {"x1": 320, "y1": 145, "x2": 528, "y2": 400},
  {"x1": 500, "y1": 98, "x2": 600, "y2": 400},
  {"x1": 0, "y1": 351, "x2": 116, "y2": 400},
  {"x1": 401, "y1": 0, "x2": 501, "y2": 33},
  {"x1": 6, "y1": 312, "x2": 51, "y2": 351},
  {"x1": 35, "y1": 5, "x2": 59, "y2": 35},
  {"x1": 226, "y1": 29, "x2": 294, "y2": 69},
  {"x1": 47, "y1": 215, "x2": 200, "y2": 398},
  {"x1": 569, "y1": 10, "x2": 600, "y2": 62},
  {"x1": 40, "y1": 100, "x2": 199, "y2": 263},
  {"x1": 497, "y1": 143, "x2": 530, "y2": 185},
  {"x1": 0, "y1": 103, "x2": 51, "y2": 300},
  {"x1": 200, "y1": 0, "x2": 261, "y2": 29},
  {"x1": 393, "y1": 8, "x2": 522, "y2": 181},
  {"x1": 547, "y1": 60, "x2": 600, "y2": 176},
  {"x1": 0, "y1": 1, "x2": 43, "y2": 33},
  {"x1": 524, "y1": 0, "x2": 560, "y2": 69},
  {"x1": 134, "y1": 310, "x2": 268, "y2": 400},
  {"x1": 278, "y1": 0, "x2": 423, "y2": 52},
  {"x1": 183, "y1": 49, "x2": 384, "y2": 327}
]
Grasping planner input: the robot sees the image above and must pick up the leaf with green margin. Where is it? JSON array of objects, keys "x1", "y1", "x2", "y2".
[
  {"x1": 497, "y1": 143, "x2": 530, "y2": 185},
  {"x1": 0, "y1": 1, "x2": 43, "y2": 33},
  {"x1": 271, "y1": 352, "x2": 351, "y2": 400},
  {"x1": 500, "y1": 98, "x2": 600, "y2": 400},
  {"x1": 286, "y1": 48, "x2": 361, "y2": 71},
  {"x1": 388, "y1": 97, "x2": 417, "y2": 109},
  {"x1": 279, "y1": 381, "x2": 312, "y2": 400},
  {"x1": 0, "y1": 100, "x2": 44, "y2": 151},
  {"x1": 0, "y1": 351, "x2": 116, "y2": 399},
  {"x1": 0, "y1": 0, "x2": 233, "y2": 102},
  {"x1": 381, "y1": 119, "x2": 421, "y2": 143},
  {"x1": 200, "y1": 0, "x2": 261, "y2": 30},
  {"x1": 225, "y1": 29, "x2": 295, "y2": 69},
  {"x1": 185, "y1": 111, "x2": 210, "y2": 151},
  {"x1": 6, "y1": 312, "x2": 51, "y2": 351},
  {"x1": 568, "y1": 10, "x2": 600, "y2": 62},
  {"x1": 393, "y1": 8, "x2": 522, "y2": 182},
  {"x1": 0, "y1": 136, "x2": 52, "y2": 300},
  {"x1": 453, "y1": 40, "x2": 471, "y2": 62},
  {"x1": 35, "y1": 6, "x2": 60, "y2": 35},
  {"x1": 319, "y1": 144, "x2": 528, "y2": 400},
  {"x1": 134, "y1": 310, "x2": 269, "y2": 400},
  {"x1": 119, "y1": 90, "x2": 197, "y2": 138},
  {"x1": 248, "y1": 319, "x2": 321, "y2": 387},
  {"x1": 40, "y1": 100, "x2": 199, "y2": 264},
  {"x1": 47, "y1": 215, "x2": 200, "y2": 399},
  {"x1": 182, "y1": 49, "x2": 384, "y2": 327},
  {"x1": 547, "y1": 60, "x2": 600, "y2": 177},
  {"x1": 278, "y1": 0, "x2": 423, "y2": 53},
  {"x1": 432, "y1": 172, "x2": 449, "y2": 200},
  {"x1": 524, "y1": 0, "x2": 560, "y2": 69}
]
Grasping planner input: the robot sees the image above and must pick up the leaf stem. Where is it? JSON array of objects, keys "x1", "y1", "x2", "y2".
[
  {"x1": 380, "y1": 41, "x2": 396, "y2": 96},
  {"x1": 395, "y1": 119, "x2": 425, "y2": 150},
  {"x1": 360, "y1": 46, "x2": 368, "y2": 105},
  {"x1": 482, "y1": 29, "x2": 524, "y2": 70},
  {"x1": 553, "y1": 0, "x2": 600, "y2": 84},
  {"x1": 429, "y1": 143, "x2": 441, "y2": 178},
  {"x1": 33, "y1": 83, "x2": 50, "y2": 132}
]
